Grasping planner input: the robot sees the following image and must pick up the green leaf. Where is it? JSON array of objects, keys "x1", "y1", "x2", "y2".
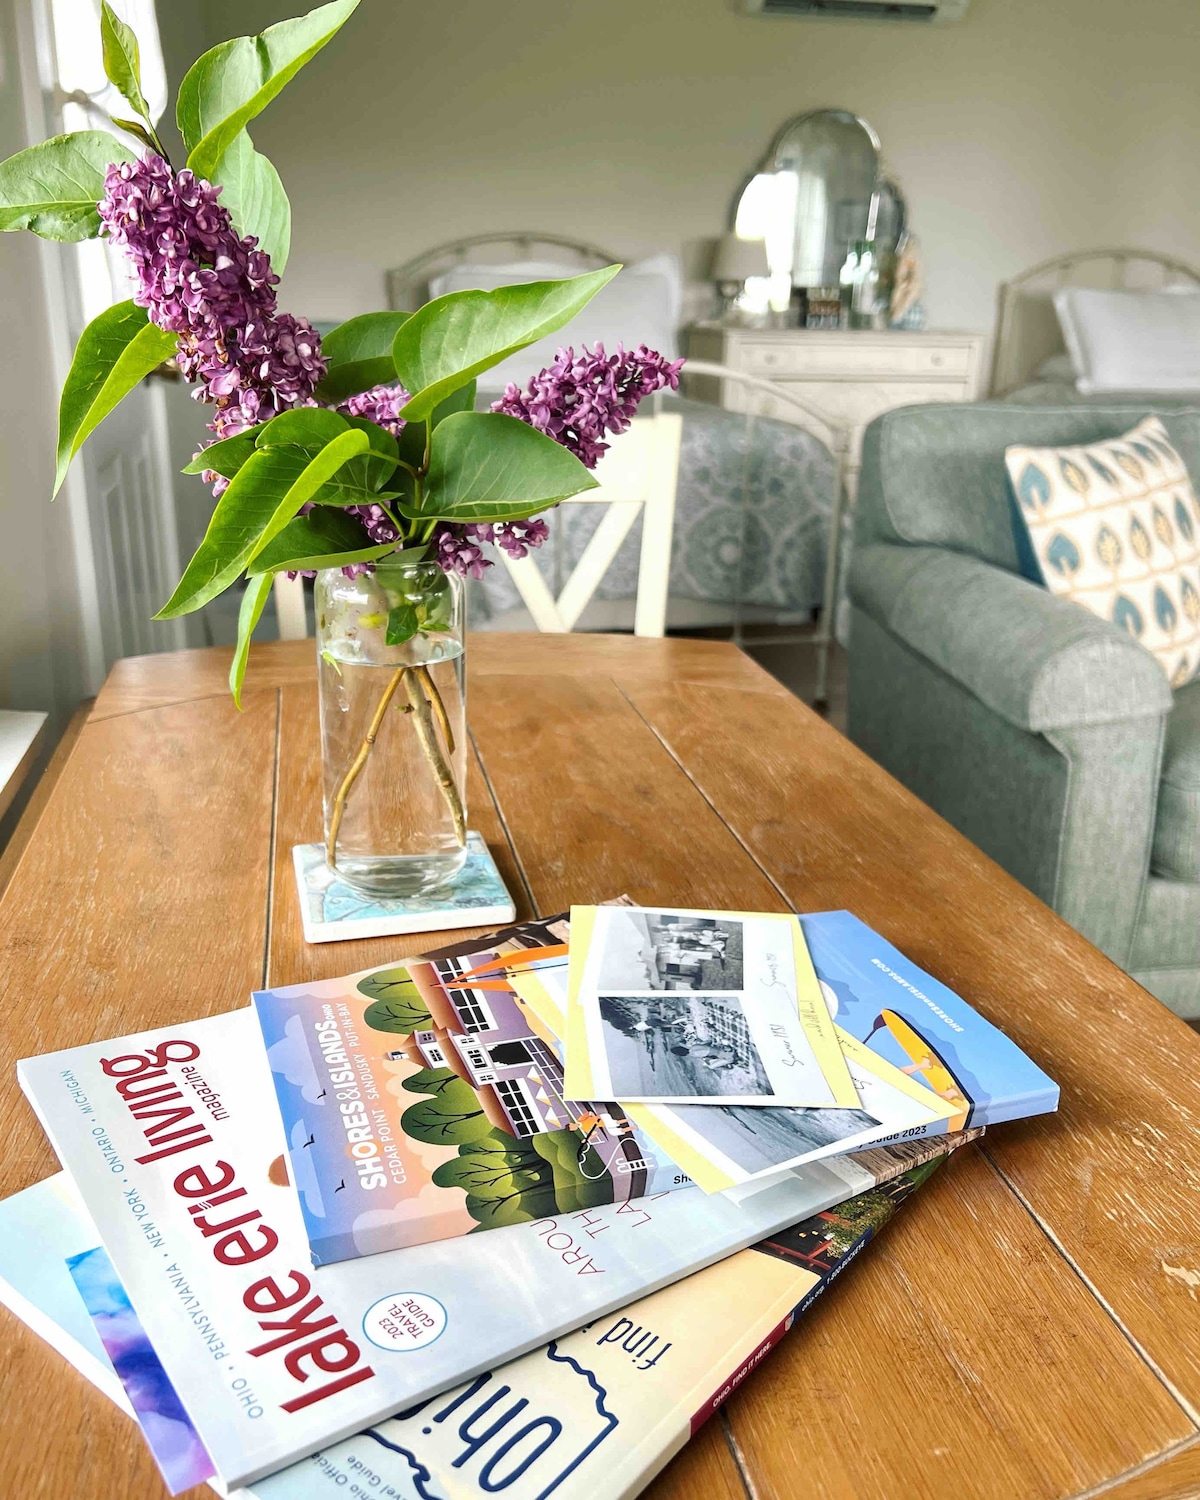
[
  {"x1": 179, "y1": 0, "x2": 360, "y2": 179},
  {"x1": 55, "y1": 300, "x2": 177, "y2": 496},
  {"x1": 252, "y1": 510, "x2": 406, "y2": 573},
  {"x1": 386, "y1": 603, "x2": 418, "y2": 645},
  {"x1": 396, "y1": 380, "x2": 477, "y2": 473},
  {"x1": 246, "y1": 427, "x2": 371, "y2": 565},
  {"x1": 314, "y1": 311, "x2": 410, "y2": 403},
  {"x1": 255, "y1": 406, "x2": 349, "y2": 449},
  {"x1": 182, "y1": 430, "x2": 258, "y2": 478},
  {"x1": 108, "y1": 116, "x2": 159, "y2": 154},
  {"x1": 0, "y1": 131, "x2": 134, "y2": 241},
  {"x1": 393, "y1": 267, "x2": 620, "y2": 423},
  {"x1": 209, "y1": 131, "x2": 290, "y2": 273},
  {"x1": 100, "y1": 2, "x2": 151, "y2": 123},
  {"x1": 157, "y1": 445, "x2": 311, "y2": 617},
  {"x1": 229, "y1": 572, "x2": 273, "y2": 708},
  {"x1": 418, "y1": 411, "x2": 598, "y2": 521}
]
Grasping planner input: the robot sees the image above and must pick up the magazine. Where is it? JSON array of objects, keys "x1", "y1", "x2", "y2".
[
  {"x1": 251, "y1": 914, "x2": 689, "y2": 1264},
  {"x1": 0, "y1": 1143, "x2": 967, "y2": 1500},
  {"x1": 800, "y1": 910, "x2": 1060, "y2": 1127},
  {"x1": 563, "y1": 905, "x2": 856, "y2": 1107},
  {"x1": 17, "y1": 1010, "x2": 960, "y2": 1490}
]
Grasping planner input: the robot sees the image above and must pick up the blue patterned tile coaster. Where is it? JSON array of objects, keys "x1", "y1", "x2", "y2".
[{"x1": 292, "y1": 832, "x2": 515, "y2": 944}]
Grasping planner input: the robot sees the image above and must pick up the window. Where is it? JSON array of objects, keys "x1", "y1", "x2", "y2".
[
  {"x1": 45, "y1": 0, "x2": 167, "y2": 325},
  {"x1": 488, "y1": 1041, "x2": 533, "y2": 1068},
  {"x1": 493, "y1": 1078, "x2": 540, "y2": 1138}
]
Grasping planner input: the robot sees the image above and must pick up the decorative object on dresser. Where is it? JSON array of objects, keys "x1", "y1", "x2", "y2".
[
  {"x1": 988, "y1": 248, "x2": 1200, "y2": 399},
  {"x1": 710, "y1": 232, "x2": 770, "y2": 322},
  {"x1": 732, "y1": 109, "x2": 911, "y2": 327}
]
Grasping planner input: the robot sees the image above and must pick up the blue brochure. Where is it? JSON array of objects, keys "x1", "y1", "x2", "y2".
[{"x1": 801, "y1": 910, "x2": 1059, "y2": 1128}]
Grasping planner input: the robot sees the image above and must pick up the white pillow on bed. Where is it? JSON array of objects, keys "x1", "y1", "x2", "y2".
[
  {"x1": 427, "y1": 254, "x2": 682, "y2": 393},
  {"x1": 1053, "y1": 287, "x2": 1200, "y2": 394}
]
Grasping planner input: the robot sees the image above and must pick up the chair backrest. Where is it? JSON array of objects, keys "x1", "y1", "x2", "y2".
[
  {"x1": 499, "y1": 405, "x2": 684, "y2": 638},
  {"x1": 989, "y1": 248, "x2": 1200, "y2": 398},
  {"x1": 856, "y1": 401, "x2": 1200, "y2": 571}
]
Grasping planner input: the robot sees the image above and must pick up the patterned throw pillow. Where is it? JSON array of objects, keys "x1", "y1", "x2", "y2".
[{"x1": 1005, "y1": 416, "x2": 1200, "y2": 686}]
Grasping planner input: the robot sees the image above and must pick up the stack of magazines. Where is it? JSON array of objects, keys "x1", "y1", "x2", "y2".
[{"x1": 0, "y1": 905, "x2": 1058, "y2": 1499}]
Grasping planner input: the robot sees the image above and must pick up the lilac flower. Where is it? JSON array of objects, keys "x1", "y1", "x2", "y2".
[
  {"x1": 492, "y1": 343, "x2": 684, "y2": 468},
  {"x1": 340, "y1": 382, "x2": 409, "y2": 439},
  {"x1": 435, "y1": 524, "x2": 492, "y2": 580},
  {"x1": 98, "y1": 155, "x2": 326, "y2": 444}
]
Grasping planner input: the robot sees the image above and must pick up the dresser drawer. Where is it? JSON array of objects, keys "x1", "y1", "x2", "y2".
[{"x1": 736, "y1": 339, "x2": 974, "y2": 381}]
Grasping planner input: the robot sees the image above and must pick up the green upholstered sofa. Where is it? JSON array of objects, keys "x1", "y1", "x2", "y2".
[{"x1": 847, "y1": 402, "x2": 1200, "y2": 1017}]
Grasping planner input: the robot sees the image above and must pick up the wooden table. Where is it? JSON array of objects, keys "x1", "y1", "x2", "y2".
[{"x1": 3, "y1": 633, "x2": 1200, "y2": 1500}]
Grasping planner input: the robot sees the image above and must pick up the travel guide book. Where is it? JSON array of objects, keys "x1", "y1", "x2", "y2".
[
  {"x1": 0, "y1": 1147, "x2": 965, "y2": 1500},
  {"x1": 17, "y1": 1009, "x2": 962, "y2": 1490},
  {"x1": 563, "y1": 905, "x2": 857, "y2": 1108},
  {"x1": 292, "y1": 833, "x2": 515, "y2": 944},
  {"x1": 800, "y1": 909, "x2": 1061, "y2": 1128},
  {"x1": 251, "y1": 914, "x2": 690, "y2": 1264}
]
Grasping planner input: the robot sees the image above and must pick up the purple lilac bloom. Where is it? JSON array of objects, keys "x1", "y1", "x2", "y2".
[
  {"x1": 492, "y1": 343, "x2": 684, "y2": 469},
  {"x1": 98, "y1": 154, "x2": 326, "y2": 448},
  {"x1": 340, "y1": 382, "x2": 409, "y2": 440}
]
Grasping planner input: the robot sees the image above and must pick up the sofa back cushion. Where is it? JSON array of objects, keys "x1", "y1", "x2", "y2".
[{"x1": 856, "y1": 402, "x2": 1200, "y2": 570}]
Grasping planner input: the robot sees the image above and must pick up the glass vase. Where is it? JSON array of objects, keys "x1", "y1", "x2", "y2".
[{"x1": 316, "y1": 557, "x2": 467, "y2": 898}]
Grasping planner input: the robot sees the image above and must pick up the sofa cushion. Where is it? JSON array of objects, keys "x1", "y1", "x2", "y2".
[
  {"x1": 1152, "y1": 679, "x2": 1200, "y2": 879},
  {"x1": 854, "y1": 402, "x2": 1200, "y2": 570},
  {"x1": 1005, "y1": 416, "x2": 1200, "y2": 686}
]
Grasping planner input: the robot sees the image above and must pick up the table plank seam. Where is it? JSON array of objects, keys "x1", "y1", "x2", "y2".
[
  {"x1": 263, "y1": 689, "x2": 282, "y2": 990},
  {"x1": 982, "y1": 1145, "x2": 1200, "y2": 1430},
  {"x1": 613, "y1": 682, "x2": 795, "y2": 912},
  {"x1": 1066, "y1": 1432, "x2": 1200, "y2": 1500},
  {"x1": 89, "y1": 690, "x2": 238, "y2": 723},
  {"x1": 469, "y1": 726, "x2": 538, "y2": 917},
  {"x1": 718, "y1": 1409, "x2": 758, "y2": 1500}
]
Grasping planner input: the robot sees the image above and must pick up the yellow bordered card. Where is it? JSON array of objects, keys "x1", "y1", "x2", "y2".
[
  {"x1": 623, "y1": 1026, "x2": 960, "y2": 1192},
  {"x1": 563, "y1": 905, "x2": 857, "y2": 1108}
]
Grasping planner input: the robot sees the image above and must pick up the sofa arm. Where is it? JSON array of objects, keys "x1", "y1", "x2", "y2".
[{"x1": 849, "y1": 544, "x2": 1173, "y2": 732}]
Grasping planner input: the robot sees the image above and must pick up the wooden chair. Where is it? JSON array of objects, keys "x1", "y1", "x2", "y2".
[{"x1": 498, "y1": 403, "x2": 684, "y2": 638}]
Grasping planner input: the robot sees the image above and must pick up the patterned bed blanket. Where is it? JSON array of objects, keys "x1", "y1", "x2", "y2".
[{"x1": 469, "y1": 394, "x2": 836, "y2": 630}]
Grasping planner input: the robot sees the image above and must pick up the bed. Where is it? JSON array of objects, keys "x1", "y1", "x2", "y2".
[
  {"x1": 386, "y1": 235, "x2": 844, "y2": 637},
  {"x1": 989, "y1": 247, "x2": 1200, "y2": 404}
]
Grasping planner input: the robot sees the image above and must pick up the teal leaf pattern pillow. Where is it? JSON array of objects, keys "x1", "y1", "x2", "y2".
[{"x1": 1005, "y1": 416, "x2": 1200, "y2": 687}]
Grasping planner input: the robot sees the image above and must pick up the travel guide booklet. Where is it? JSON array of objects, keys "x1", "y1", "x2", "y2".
[
  {"x1": 800, "y1": 910, "x2": 1061, "y2": 1128},
  {"x1": 564, "y1": 905, "x2": 857, "y2": 1108},
  {"x1": 0, "y1": 1145, "x2": 966, "y2": 1500},
  {"x1": 252, "y1": 914, "x2": 690, "y2": 1265},
  {"x1": 17, "y1": 1010, "x2": 961, "y2": 1489}
]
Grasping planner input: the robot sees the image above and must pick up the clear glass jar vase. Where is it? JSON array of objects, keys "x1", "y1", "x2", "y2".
[{"x1": 316, "y1": 557, "x2": 467, "y2": 898}]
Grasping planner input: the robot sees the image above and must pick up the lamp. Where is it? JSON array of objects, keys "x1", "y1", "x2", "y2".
[{"x1": 711, "y1": 233, "x2": 770, "y2": 319}]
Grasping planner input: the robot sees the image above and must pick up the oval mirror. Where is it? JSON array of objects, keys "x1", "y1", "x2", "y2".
[{"x1": 735, "y1": 109, "x2": 882, "y2": 308}]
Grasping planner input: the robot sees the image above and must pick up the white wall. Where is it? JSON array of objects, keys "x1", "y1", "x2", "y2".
[{"x1": 179, "y1": 0, "x2": 1200, "y2": 333}]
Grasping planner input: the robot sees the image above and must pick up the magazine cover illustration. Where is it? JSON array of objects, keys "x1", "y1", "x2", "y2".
[
  {"x1": 800, "y1": 910, "x2": 1060, "y2": 1127},
  {"x1": 253, "y1": 916, "x2": 684, "y2": 1264}
]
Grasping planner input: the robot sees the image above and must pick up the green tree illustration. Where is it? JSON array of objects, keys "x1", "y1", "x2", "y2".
[
  {"x1": 358, "y1": 967, "x2": 434, "y2": 1032},
  {"x1": 432, "y1": 1127, "x2": 613, "y2": 1228},
  {"x1": 400, "y1": 1070, "x2": 493, "y2": 1145}
]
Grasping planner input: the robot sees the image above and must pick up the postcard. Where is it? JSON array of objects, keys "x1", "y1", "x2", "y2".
[
  {"x1": 563, "y1": 905, "x2": 858, "y2": 1108},
  {"x1": 624, "y1": 1028, "x2": 960, "y2": 1191}
]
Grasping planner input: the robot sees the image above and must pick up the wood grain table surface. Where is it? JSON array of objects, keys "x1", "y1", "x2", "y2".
[{"x1": 2, "y1": 632, "x2": 1200, "y2": 1500}]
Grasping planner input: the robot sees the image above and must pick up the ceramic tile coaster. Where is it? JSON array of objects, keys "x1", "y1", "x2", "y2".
[{"x1": 292, "y1": 832, "x2": 515, "y2": 943}]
